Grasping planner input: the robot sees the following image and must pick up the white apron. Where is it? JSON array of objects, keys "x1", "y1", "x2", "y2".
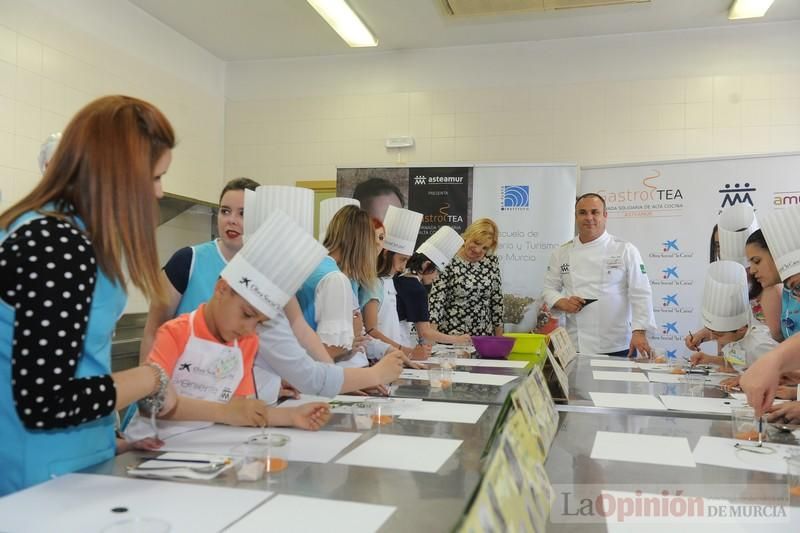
[
  {"x1": 377, "y1": 277, "x2": 404, "y2": 345},
  {"x1": 171, "y1": 310, "x2": 244, "y2": 403},
  {"x1": 336, "y1": 289, "x2": 369, "y2": 368},
  {"x1": 125, "y1": 310, "x2": 242, "y2": 441}
]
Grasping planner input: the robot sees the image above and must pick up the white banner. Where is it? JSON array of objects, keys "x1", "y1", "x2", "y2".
[
  {"x1": 581, "y1": 153, "x2": 800, "y2": 356},
  {"x1": 472, "y1": 164, "x2": 578, "y2": 332}
]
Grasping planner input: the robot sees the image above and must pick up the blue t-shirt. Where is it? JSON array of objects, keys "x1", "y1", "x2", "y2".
[{"x1": 781, "y1": 287, "x2": 800, "y2": 339}]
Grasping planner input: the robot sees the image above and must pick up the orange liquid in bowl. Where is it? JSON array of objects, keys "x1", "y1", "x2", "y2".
[
  {"x1": 371, "y1": 414, "x2": 393, "y2": 425},
  {"x1": 263, "y1": 457, "x2": 288, "y2": 473}
]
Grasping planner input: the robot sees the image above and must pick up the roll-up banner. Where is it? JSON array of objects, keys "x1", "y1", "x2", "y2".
[
  {"x1": 472, "y1": 165, "x2": 578, "y2": 331},
  {"x1": 337, "y1": 163, "x2": 578, "y2": 332},
  {"x1": 580, "y1": 152, "x2": 800, "y2": 356}
]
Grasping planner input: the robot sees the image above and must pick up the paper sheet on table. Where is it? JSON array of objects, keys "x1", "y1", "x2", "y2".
[
  {"x1": 577, "y1": 352, "x2": 609, "y2": 358},
  {"x1": 646, "y1": 372, "x2": 686, "y2": 384},
  {"x1": 693, "y1": 436, "x2": 794, "y2": 474},
  {"x1": 590, "y1": 431, "x2": 696, "y2": 467},
  {"x1": 399, "y1": 401, "x2": 488, "y2": 424},
  {"x1": 592, "y1": 370, "x2": 649, "y2": 382},
  {"x1": 0, "y1": 473, "x2": 269, "y2": 533},
  {"x1": 336, "y1": 434, "x2": 462, "y2": 473},
  {"x1": 227, "y1": 494, "x2": 396, "y2": 533},
  {"x1": 278, "y1": 394, "x2": 419, "y2": 414},
  {"x1": 589, "y1": 392, "x2": 666, "y2": 411},
  {"x1": 160, "y1": 425, "x2": 361, "y2": 463},
  {"x1": 426, "y1": 356, "x2": 529, "y2": 368},
  {"x1": 123, "y1": 416, "x2": 213, "y2": 441},
  {"x1": 589, "y1": 359, "x2": 638, "y2": 369},
  {"x1": 637, "y1": 363, "x2": 673, "y2": 371},
  {"x1": 399, "y1": 368, "x2": 519, "y2": 386},
  {"x1": 659, "y1": 395, "x2": 745, "y2": 414}
]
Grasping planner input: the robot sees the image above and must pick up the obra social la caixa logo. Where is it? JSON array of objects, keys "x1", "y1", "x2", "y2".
[
  {"x1": 650, "y1": 265, "x2": 694, "y2": 287},
  {"x1": 658, "y1": 292, "x2": 694, "y2": 315},
  {"x1": 500, "y1": 185, "x2": 530, "y2": 211},
  {"x1": 649, "y1": 238, "x2": 694, "y2": 259}
]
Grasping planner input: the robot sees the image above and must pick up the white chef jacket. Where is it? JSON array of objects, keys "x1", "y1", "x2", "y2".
[
  {"x1": 720, "y1": 323, "x2": 778, "y2": 373},
  {"x1": 542, "y1": 231, "x2": 656, "y2": 354}
]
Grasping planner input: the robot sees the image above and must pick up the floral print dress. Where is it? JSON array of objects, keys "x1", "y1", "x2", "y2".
[{"x1": 429, "y1": 254, "x2": 504, "y2": 336}]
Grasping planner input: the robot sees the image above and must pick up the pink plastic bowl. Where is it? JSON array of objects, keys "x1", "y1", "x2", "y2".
[{"x1": 471, "y1": 336, "x2": 515, "y2": 359}]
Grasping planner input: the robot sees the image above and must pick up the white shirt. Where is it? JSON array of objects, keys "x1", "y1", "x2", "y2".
[
  {"x1": 253, "y1": 311, "x2": 344, "y2": 405},
  {"x1": 315, "y1": 271, "x2": 355, "y2": 349},
  {"x1": 543, "y1": 231, "x2": 656, "y2": 354},
  {"x1": 721, "y1": 323, "x2": 778, "y2": 373}
]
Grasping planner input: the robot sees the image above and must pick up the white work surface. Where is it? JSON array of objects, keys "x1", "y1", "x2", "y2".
[
  {"x1": 227, "y1": 494, "x2": 396, "y2": 533},
  {"x1": 159, "y1": 425, "x2": 361, "y2": 463},
  {"x1": 0, "y1": 473, "x2": 269, "y2": 533},
  {"x1": 336, "y1": 434, "x2": 462, "y2": 473}
]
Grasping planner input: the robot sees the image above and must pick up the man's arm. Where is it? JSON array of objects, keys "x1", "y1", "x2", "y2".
[{"x1": 625, "y1": 243, "x2": 656, "y2": 357}]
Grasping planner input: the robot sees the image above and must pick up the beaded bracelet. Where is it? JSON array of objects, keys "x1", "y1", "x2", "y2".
[{"x1": 137, "y1": 363, "x2": 169, "y2": 416}]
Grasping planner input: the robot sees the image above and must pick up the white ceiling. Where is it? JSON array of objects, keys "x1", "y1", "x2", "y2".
[{"x1": 130, "y1": 0, "x2": 800, "y2": 61}]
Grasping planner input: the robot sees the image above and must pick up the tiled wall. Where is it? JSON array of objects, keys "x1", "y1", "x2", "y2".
[
  {"x1": 0, "y1": 0, "x2": 227, "y2": 312},
  {"x1": 0, "y1": 0, "x2": 227, "y2": 208},
  {"x1": 224, "y1": 21, "x2": 800, "y2": 185}
]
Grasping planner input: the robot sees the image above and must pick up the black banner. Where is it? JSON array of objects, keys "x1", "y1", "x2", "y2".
[{"x1": 408, "y1": 167, "x2": 472, "y2": 248}]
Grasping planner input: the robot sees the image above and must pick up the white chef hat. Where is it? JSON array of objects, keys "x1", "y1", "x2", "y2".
[
  {"x1": 242, "y1": 188, "x2": 257, "y2": 244},
  {"x1": 761, "y1": 206, "x2": 800, "y2": 281},
  {"x1": 701, "y1": 260, "x2": 750, "y2": 332},
  {"x1": 221, "y1": 210, "x2": 327, "y2": 318},
  {"x1": 246, "y1": 185, "x2": 315, "y2": 237},
  {"x1": 417, "y1": 226, "x2": 464, "y2": 271},
  {"x1": 319, "y1": 197, "x2": 360, "y2": 242},
  {"x1": 718, "y1": 204, "x2": 759, "y2": 266},
  {"x1": 38, "y1": 132, "x2": 61, "y2": 174},
  {"x1": 383, "y1": 205, "x2": 423, "y2": 256}
]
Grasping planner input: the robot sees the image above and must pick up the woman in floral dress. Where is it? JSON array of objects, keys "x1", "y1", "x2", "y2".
[{"x1": 429, "y1": 218, "x2": 504, "y2": 337}]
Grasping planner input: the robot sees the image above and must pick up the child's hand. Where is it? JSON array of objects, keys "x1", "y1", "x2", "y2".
[
  {"x1": 290, "y1": 403, "x2": 331, "y2": 431},
  {"x1": 719, "y1": 376, "x2": 741, "y2": 391},
  {"x1": 410, "y1": 344, "x2": 431, "y2": 361},
  {"x1": 373, "y1": 351, "x2": 404, "y2": 383},
  {"x1": 689, "y1": 352, "x2": 709, "y2": 366},
  {"x1": 224, "y1": 397, "x2": 268, "y2": 427}
]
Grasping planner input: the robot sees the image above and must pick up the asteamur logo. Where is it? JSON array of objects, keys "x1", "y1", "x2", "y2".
[
  {"x1": 719, "y1": 182, "x2": 756, "y2": 207},
  {"x1": 413, "y1": 175, "x2": 464, "y2": 185}
]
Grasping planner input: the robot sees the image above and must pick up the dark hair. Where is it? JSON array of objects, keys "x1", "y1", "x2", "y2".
[
  {"x1": 575, "y1": 192, "x2": 606, "y2": 210},
  {"x1": 406, "y1": 252, "x2": 437, "y2": 275},
  {"x1": 377, "y1": 249, "x2": 397, "y2": 278},
  {"x1": 219, "y1": 177, "x2": 259, "y2": 203},
  {"x1": 709, "y1": 224, "x2": 720, "y2": 263},
  {"x1": 353, "y1": 178, "x2": 405, "y2": 210},
  {"x1": 746, "y1": 229, "x2": 770, "y2": 252}
]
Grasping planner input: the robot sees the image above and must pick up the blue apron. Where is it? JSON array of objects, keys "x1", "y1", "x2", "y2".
[
  {"x1": 0, "y1": 209, "x2": 126, "y2": 495},
  {"x1": 296, "y1": 256, "x2": 340, "y2": 331},
  {"x1": 781, "y1": 287, "x2": 800, "y2": 339},
  {"x1": 175, "y1": 240, "x2": 226, "y2": 315}
]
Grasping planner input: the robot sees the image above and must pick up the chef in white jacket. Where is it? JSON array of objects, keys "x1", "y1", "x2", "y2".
[{"x1": 543, "y1": 193, "x2": 657, "y2": 357}]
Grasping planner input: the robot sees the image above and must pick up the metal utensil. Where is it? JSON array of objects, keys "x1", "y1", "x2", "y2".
[
  {"x1": 131, "y1": 461, "x2": 228, "y2": 473},
  {"x1": 733, "y1": 442, "x2": 776, "y2": 455}
]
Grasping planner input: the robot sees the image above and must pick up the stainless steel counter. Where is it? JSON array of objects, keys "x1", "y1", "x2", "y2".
[
  {"x1": 87, "y1": 407, "x2": 501, "y2": 532},
  {"x1": 545, "y1": 410, "x2": 800, "y2": 532},
  {"x1": 563, "y1": 356, "x2": 732, "y2": 419}
]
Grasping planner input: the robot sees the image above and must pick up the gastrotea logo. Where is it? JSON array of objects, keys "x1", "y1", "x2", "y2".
[
  {"x1": 501, "y1": 185, "x2": 530, "y2": 210},
  {"x1": 720, "y1": 182, "x2": 756, "y2": 207}
]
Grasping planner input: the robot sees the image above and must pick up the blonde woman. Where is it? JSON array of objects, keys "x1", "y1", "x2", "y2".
[
  {"x1": 0, "y1": 96, "x2": 178, "y2": 494},
  {"x1": 296, "y1": 205, "x2": 380, "y2": 365},
  {"x1": 429, "y1": 218, "x2": 504, "y2": 337}
]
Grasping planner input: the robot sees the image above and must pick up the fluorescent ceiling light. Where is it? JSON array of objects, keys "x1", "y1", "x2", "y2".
[
  {"x1": 728, "y1": 0, "x2": 775, "y2": 19},
  {"x1": 307, "y1": 0, "x2": 378, "y2": 47}
]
